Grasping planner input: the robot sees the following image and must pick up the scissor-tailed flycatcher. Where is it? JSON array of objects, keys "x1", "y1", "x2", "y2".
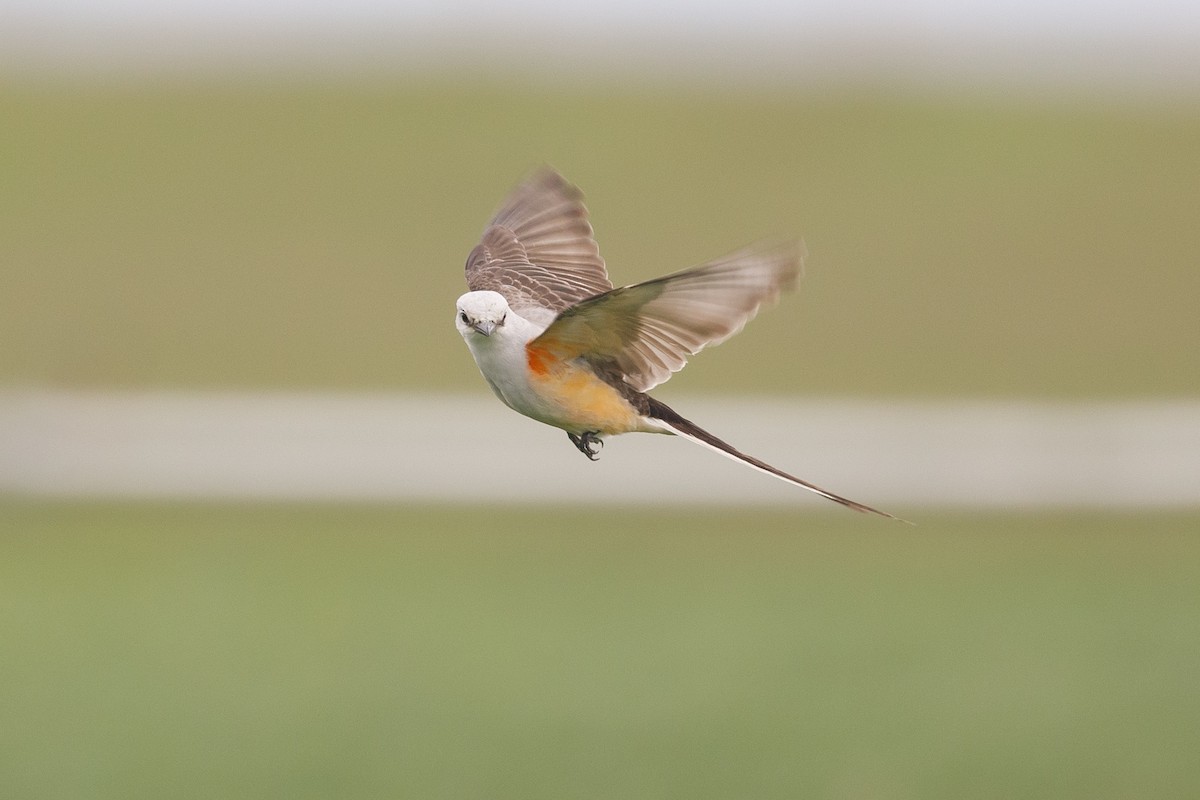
[{"x1": 455, "y1": 168, "x2": 898, "y2": 519}]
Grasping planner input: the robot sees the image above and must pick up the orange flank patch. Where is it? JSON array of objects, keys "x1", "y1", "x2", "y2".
[
  {"x1": 526, "y1": 327, "x2": 591, "y2": 377},
  {"x1": 524, "y1": 342, "x2": 642, "y2": 434},
  {"x1": 525, "y1": 343, "x2": 553, "y2": 376},
  {"x1": 568, "y1": 381, "x2": 639, "y2": 432}
]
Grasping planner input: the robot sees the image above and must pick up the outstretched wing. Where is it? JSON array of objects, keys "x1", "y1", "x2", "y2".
[
  {"x1": 528, "y1": 240, "x2": 803, "y2": 392},
  {"x1": 465, "y1": 168, "x2": 613, "y2": 322}
]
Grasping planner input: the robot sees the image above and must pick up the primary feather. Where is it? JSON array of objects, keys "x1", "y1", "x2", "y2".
[{"x1": 465, "y1": 169, "x2": 612, "y2": 323}]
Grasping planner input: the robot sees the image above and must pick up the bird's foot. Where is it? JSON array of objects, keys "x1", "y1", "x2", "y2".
[{"x1": 567, "y1": 431, "x2": 604, "y2": 461}]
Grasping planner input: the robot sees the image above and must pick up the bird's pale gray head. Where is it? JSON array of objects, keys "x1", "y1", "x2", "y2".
[{"x1": 455, "y1": 290, "x2": 510, "y2": 338}]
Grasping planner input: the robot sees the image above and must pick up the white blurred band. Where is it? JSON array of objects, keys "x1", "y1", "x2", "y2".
[{"x1": 2, "y1": 390, "x2": 1198, "y2": 509}]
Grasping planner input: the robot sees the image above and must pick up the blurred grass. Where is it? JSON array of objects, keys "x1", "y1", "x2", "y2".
[
  {"x1": 3, "y1": 500, "x2": 1199, "y2": 799},
  {"x1": 2, "y1": 80, "x2": 1198, "y2": 396}
]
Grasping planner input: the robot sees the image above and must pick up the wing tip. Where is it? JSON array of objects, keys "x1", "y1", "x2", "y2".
[{"x1": 523, "y1": 164, "x2": 583, "y2": 202}]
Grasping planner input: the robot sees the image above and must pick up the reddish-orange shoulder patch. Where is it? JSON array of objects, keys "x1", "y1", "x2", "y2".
[{"x1": 526, "y1": 343, "x2": 551, "y2": 376}]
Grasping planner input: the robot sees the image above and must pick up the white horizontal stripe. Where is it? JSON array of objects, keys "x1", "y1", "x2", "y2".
[
  {"x1": 2, "y1": 390, "x2": 1198, "y2": 508},
  {"x1": 4, "y1": 2, "x2": 1198, "y2": 94}
]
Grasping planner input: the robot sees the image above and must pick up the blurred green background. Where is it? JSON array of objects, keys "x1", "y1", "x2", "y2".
[
  {"x1": 4, "y1": 48, "x2": 1200, "y2": 800},
  {"x1": 5, "y1": 503, "x2": 1199, "y2": 799},
  {"x1": 4, "y1": 81, "x2": 1198, "y2": 395}
]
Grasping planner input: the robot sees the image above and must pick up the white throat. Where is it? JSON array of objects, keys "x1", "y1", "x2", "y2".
[{"x1": 459, "y1": 305, "x2": 546, "y2": 412}]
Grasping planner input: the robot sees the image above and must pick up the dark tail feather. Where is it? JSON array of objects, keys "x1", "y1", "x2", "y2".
[{"x1": 645, "y1": 397, "x2": 908, "y2": 523}]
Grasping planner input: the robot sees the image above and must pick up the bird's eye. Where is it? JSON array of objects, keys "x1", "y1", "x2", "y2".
[{"x1": 459, "y1": 312, "x2": 469, "y2": 324}]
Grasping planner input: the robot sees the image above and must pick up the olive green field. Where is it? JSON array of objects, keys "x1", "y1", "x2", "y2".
[
  {"x1": 3, "y1": 502, "x2": 1199, "y2": 799},
  {"x1": 3, "y1": 80, "x2": 1198, "y2": 396}
]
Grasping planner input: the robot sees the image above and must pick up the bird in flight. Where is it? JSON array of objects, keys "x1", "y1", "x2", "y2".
[{"x1": 454, "y1": 168, "x2": 898, "y2": 519}]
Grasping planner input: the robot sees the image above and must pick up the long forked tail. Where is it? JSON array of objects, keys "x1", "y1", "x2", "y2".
[{"x1": 644, "y1": 398, "x2": 908, "y2": 522}]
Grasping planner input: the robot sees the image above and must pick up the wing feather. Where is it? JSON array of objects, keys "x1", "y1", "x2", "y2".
[
  {"x1": 530, "y1": 240, "x2": 803, "y2": 392},
  {"x1": 465, "y1": 168, "x2": 612, "y2": 318}
]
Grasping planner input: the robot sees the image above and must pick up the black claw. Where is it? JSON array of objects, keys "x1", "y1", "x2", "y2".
[{"x1": 567, "y1": 431, "x2": 604, "y2": 461}]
